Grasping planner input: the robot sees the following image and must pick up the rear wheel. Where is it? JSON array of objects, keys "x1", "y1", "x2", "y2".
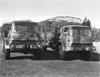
[
  {"x1": 81, "y1": 51, "x2": 91, "y2": 60},
  {"x1": 33, "y1": 49, "x2": 41, "y2": 60}
]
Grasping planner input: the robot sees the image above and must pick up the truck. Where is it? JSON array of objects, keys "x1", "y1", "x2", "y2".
[
  {"x1": 2, "y1": 21, "x2": 43, "y2": 59},
  {"x1": 39, "y1": 16, "x2": 96, "y2": 59},
  {"x1": 2, "y1": 16, "x2": 96, "y2": 60}
]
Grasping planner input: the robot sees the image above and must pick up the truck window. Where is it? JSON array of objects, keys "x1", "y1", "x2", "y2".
[
  {"x1": 64, "y1": 28, "x2": 68, "y2": 32},
  {"x1": 81, "y1": 29, "x2": 91, "y2": 36},
  {"x1": 73, "y1": 29, "x2": 79, "y2": 35},
  {"x1": 73, "y1": 28, "x2": 91, "y2": 36},
  {"x1": 15, "y1": 26, "x2": 28, "y2": 32}
]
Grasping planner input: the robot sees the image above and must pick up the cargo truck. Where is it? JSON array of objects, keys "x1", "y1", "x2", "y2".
[{"x1": 39, "y1": 16, "x2": 96, "y2": 59}]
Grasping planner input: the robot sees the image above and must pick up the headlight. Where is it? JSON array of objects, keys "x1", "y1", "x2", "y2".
[
  {"x1": 66, "y1": 47, "x2": 73, "y2": 51},
  {"x1": 38, "y1": 44, "x2": 41, "y2": 48},
  {"x1": 5, "y1": 45, "x2": 10, "y2": 49},
  {"x1": 10, "y1": 44, "x2": 14, "y2": 48},
  {"x1": 85, "y1": 46, "x2": 96, "y2": 51},
  {"x1": 85, "y1": 47, "x2": 90, "y2": 51}
]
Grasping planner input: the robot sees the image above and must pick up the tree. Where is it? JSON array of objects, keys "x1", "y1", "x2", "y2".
[{"x1": 82, "y1": 17, "x2": 91, "y2": 28}]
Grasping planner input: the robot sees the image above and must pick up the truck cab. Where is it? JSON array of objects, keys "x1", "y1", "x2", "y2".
[
  {"x1": 58, "y1": 25, "x2": 96, "y2": 59},
  {"x1": 60, "y1": 25, "x2": 96, "y2": 52},
  {"x1": 2, "y1": 21, "x2": 42, "y2": 59}
]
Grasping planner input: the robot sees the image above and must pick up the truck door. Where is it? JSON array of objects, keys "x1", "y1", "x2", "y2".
[{"x1": 60, "y1": 27, "x2": 72, "y2": 51}]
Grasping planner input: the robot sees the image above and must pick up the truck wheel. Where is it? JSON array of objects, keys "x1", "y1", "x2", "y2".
[
  {"x1": 42, "y1": 46, "x2": 47, "y2": 52},
  {"x1": 33, "y1": 49, "x2": 41, "y2": 60},
  {"x1": 2, "y1": 44, "x2": 5, "y2": 52},
  {"x1": 59, "y1": 46, "x2": 65, "y2": 60},
  {"x1": 3, "y1": 41, "x2": 10, "y2": 59},
  {"x1": 2, "y1": 40, "x2": 5, "y2": 52},
  {"x1": 4, "y1": 49, "x2": 10, "y2": 60}
]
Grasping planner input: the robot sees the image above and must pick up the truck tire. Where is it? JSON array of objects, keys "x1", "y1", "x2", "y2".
[
  {"x1": 2, "y1": 43, "x2": 5, "y2": 52},
  {"x1": 59, "y1": 46, "x2": 65, "y2": 60},
  {"x1": 4, "y1": 49, "x2": 10, "y2": 60},
  {"x1": 3, "y1": 40, "x2": 10, "y2": 60},
  {"x1": 42, "y1": 46, "x2": 47, "y2": 52},
  {"x1": 33, "y1": 49, "x2": 41, "y2": 60},
  {"x1": 2, "y1": 40, "x2": 5, "y2": 52}
]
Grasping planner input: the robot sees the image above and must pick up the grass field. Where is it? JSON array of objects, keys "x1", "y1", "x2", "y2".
[{"x1": 0, "y1": 40, "x2": 100, "y2": 77}]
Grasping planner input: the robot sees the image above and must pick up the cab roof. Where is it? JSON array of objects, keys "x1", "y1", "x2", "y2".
[
  {"x1": 11, "y1": 20, "x2": 38, "y2": 26},
  {"x1": 63, "y1": 25, "x2": 90, "y2": 28}
]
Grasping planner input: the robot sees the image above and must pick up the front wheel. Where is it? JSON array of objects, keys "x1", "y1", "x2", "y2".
[
  {"x1": 3, "y1": 40, "x2": 10, "y2": 60},
  {"x1": 4, "y1": 49, "x2": 10, "y2": 60},
  {"x1": 59, "y1": 46, "x2": 65, "y2": 60}
]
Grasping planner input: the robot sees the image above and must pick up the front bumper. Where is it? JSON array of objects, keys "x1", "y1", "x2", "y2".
[
  {"x1": 63, "y1": 45, "x2": 96, "y2": 52},
  {"x1": 72, "y1": 46, "x2": 96, "y2": 51},
  {"x1": 10, "y1": 40, "x2": 42, "y2": 50}
]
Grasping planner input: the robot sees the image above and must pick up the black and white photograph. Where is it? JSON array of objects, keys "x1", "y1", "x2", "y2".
[{"x1": 0, "y1": 0, "x2": 100, "y2": 77}]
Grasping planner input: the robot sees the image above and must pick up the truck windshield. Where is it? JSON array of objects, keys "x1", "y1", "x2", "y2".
[
  {"x1": 15, "y1": 22, "x2": 38, "y2": 33},
  {"x1": 73, "y1": 28, "x2": 91, "y2": 36},
  {"x1": 15, "y1": 26, "x2": 28, "y2": 32}
]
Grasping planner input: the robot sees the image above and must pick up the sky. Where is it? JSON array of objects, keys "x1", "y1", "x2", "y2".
[{"x1": 0, "y1": 0, "x2": 100, "y2": 28}]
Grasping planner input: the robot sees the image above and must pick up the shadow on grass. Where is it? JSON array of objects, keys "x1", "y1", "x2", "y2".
[
  {"x1": 64, "y1": 51, "x2": 100, "y2": 61},
  {"x1": 9, "y1": 55, "x2": 34, "y2": 60},
  {"x1": 8, "y1": 51, "x2": 100, "y2": 62},
  {"x1": 80, "y1": 51, "x2": 100, "y2": 61},
  {"x1": 8, "y1": 51, "x2": 58, "y2": 60}
]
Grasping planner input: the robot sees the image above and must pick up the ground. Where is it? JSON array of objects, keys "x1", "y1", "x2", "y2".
[{"x1": 0, "y1": 39, "x2": 100, "y2": 77}]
